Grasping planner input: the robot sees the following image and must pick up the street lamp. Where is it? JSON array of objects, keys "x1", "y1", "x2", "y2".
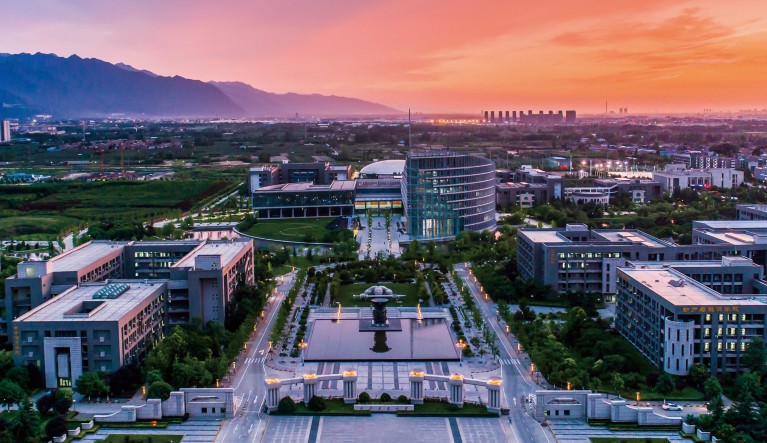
[
  {"x1": 636, "y1": 392, "x2": 640, "y2": 406},
  {"x1": 456, "y1": 339, "x2": 467, "y2": 366},
  {"x1": 298, "y1": 339, "x2": 308, "y2": 366}
]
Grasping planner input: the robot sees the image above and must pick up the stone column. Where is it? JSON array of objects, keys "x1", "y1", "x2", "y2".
[
  {"x1": 409, "y1": 371, "x2": 425, "y2": 405},
  {"x1": 448, "y1": 375, "x2": 464, "y2": 408},
  {"x1": 303, "y1": 374, "x2": 318, "y2": 407},
  {"x1": 486, "y1": 379, "x2": 502, "y2": 413},
  {"x1": 265, "y1": 379, "x2": 281, "y2": 412},
  {"x1": 343, "y1": 371, "x2": 358, "y2": 404}
]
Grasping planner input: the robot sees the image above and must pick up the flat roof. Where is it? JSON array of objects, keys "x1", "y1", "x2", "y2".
[
  {"x1": 49, "y1": 241, "x2": 128, "y2": 273},
  {"x1": 256, "y1": 180, "x2": 356, "y2": 192},
  {"x1": 618, "y1": 267, "x2": 766, "y2": 307},
  {"x1": 15, "y1": 281, "x2": 164, "y2": 323},
  {"x1": 174, "y1": 240, "x2": 250, "y2": 269},
  {"x1": 520, "y1": 228, "x2": 670, "y2": 247},
  {"x1": 519, "y1": 229, "x2": 569, "y2": 243},
  {"x1": 592, "y1": 230, "x2": 668, "y2": 248},
  {"x1": 694, "y1": 220, "x2": 767, "y2": 230}
]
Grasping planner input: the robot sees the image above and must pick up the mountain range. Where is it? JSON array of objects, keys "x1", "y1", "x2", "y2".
[{"x1": 0, "y1": 53, "x2": 399, "y2": 119}]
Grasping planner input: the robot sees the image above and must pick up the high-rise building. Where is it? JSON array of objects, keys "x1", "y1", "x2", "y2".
[
  {"x1": 402, "y1": 150, "x2": 495, "y2": 241},
  {"x1": 0, "y1": 120, "x2": 10, "y2": 142},
  {"x1": 565, "y1": 110, "x2": 577, "y2": 123}
]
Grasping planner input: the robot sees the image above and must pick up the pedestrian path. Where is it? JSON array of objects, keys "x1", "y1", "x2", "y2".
[
  {"x1": 549, "y1": 420, "x2": 690, "y2": 443},
  {"x1": 81, "y1": 419, "x2": 222, "y2": 443}
]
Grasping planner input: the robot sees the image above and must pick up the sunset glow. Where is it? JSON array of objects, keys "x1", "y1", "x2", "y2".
[{"x1": 3, "y1": 0, "x2": 767, "y2": 113}]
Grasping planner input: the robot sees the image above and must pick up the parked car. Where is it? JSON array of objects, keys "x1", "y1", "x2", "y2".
[{"x1": 662, "y1": 403, "x2": 682, "y2": 411}]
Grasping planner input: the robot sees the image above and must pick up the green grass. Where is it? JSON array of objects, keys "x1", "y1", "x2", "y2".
[
  {"x1": 397, "y1": 400, "x2": 497, "y2": 416},
  {"x1": 272, "y1": 398, "x2": 369, "y2": 416},
  {"x1": 95, "y1": 435, "x2": 182, "y2": 443},
  {"x1": 336, "y1": 282, "x2": 421, "y2": 307},
  {"x1": 594, "y1": 384, "x2": 704, "y2": 402},
  {"x1": 0, "y1": 180, "x2": 230, "y2": 239},
  {"x1": 590, "y1": 438, "x2": 670, "y2": 443},
  {"x1": 243, "y1": 217, "x2": 337, "y2": 242}
]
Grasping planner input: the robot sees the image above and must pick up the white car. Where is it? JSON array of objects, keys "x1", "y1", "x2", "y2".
[{"x1": 662, "y1": 403, "x2": 682, "y2": 411}]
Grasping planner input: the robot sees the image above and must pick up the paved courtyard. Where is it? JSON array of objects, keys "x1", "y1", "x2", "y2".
[
  {"x1": 80, "y1": 418, "x2": 222, "y2": 443},
  {"x1": 262, "y1": 415, "x2": 507, "y2": 443}
]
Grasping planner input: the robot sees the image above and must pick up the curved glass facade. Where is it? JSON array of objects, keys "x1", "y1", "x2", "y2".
[{"x1": 403, "y1": 150, "x2": 496, "y2": 240}]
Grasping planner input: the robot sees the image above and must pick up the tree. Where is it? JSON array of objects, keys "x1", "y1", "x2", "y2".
[
  {"x1": 689, "y1": 363, "x2": 709, "y2": 388},
  {"x1": 45, "y1": 414, "x2": 69, "y2": 439},
  {"x1": 742, "y1": 337, "x2": 766, "y2": 373},
  {"x1": 358, "y1": 392, "x2": 371, "y2": 403},
  {"x1": 0, "y1": 380, "x2": 24, "y2": 410},
  {"x1": 704, "y1": 377, "x2": 723, "y2": 399},
  {"x1": 11, "y1": 397, "x2": 40, "y2": 442},
  {"x1": 75, "y1": 372, "x2": 109, "y2": 400},
  {"x1": 380, "y1": 392, "x2": 392, "y2": 402},
  {"x1": 146, "y1": 369, "x2": 164, "y2": 385},
  {"x1": 278, "y1": 396, "x2": 296, "y2": 413},
  {"x1": 0, "y1": 351, "x2": 14, "y2": 379},
  {"x1": 5, "y1": 366, "x2": 29, "y2": 390},
  {"x1": 733, "y1": 372, "x2": 760, "y2": 402},
  {"x1": 610, "y1": 372, "x2": 625, "y2": 396},
  {"x1": 147, "y1": 381, "x2": 174, "y2": 400},
  {"x1": 48, "y1": 390, "x2": 71, "y2": 416},
  {"x1": 36, "y1": 393, "x2": 55, "y2": 415},
  {"x1": 655, "y1": 373, "x2": 676, "y2": 395}
]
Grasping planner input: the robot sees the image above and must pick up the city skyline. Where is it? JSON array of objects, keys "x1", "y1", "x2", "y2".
[{"x1": 2, "y1": 0, "x2": 766, "y2": 114}]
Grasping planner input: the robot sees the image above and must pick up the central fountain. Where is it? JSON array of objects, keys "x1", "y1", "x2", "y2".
[{"x1": 359, "y1": 297, "x2": 402, "y2": 331}]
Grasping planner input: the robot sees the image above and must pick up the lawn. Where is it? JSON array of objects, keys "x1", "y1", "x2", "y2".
[
  {"x1": 273, "y1": 398, "x2": 369, "y2": 416},
  {"x1": 242, "y1": 217, "x2": 337, "y2": 242},
  {"x1": 336, "y1": 282, "x2": 421, "y2": 307},
  {"x1": 594, "y1": 384, "x2": 704, "y2": 402},
  {"x1": 590, "y1": 439, "x2": 669, "y2": 443},
  {"x1": 96, "y1": 435, "x2": 182, "y2": 443},
  {"x1": 397, "y1": 400, "x2": 497, "y2": 416},
  {"x1": 0, "y1": 180, "x2": 231, "y2": 239}
]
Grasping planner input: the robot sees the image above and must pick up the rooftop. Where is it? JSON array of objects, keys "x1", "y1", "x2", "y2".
[
  {"x1": 359, "y1": 160, "x2": 405, "y2": 176},
  {"x1": 173, "y1": 240, "x2": 250, "y2": 269},
  {"x1": 694, "y1": 220, "x2": 767, "y2": 230},
  {"x1": 49, "y1": 241, "x2": 128, "y2": 273},
  {"x1": 519, "y1": 228, "x2": 671, "y2": 247},
  {"x1": 618, "y1": 267, "x2": 766, "y2": 307},
  {"x1": 15, "y1": 281, "x2": 164, "y2": 323},
  {"x1": 256, "y1": 180, "x2": 356, "y2": 192}
]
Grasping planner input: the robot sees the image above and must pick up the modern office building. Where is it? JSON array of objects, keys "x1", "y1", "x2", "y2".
[
  {"x1": 247, "y1": 162, "x2": 352, "y2": 193},
  {"x1": 615, "y1": 262, "x2": 767, "y2": 375},
  {"x1": 252, "y1": 181, "x2": 356, "y2": 219},
  {"x1": 3, "y1": 239, "x2": 254, "y2": 340},
  {"x1": 402, "y1": 150, "x2": 496, "y2": 241},
  {"x1": 12, "y1": 281, "x2": 167, "y2": 388},
  {"x1": 736, "y1": 204, "x2": 767, "y2": 221},
  {"x1": 653, "y1": 164, "x2": 744, "y2": 192},
  {"x1": 354, "y1": 179, "x2": 404, "y2": 214},
  {"x1": 247, "y1": 166, "x2": 279, "y2": 193},
  {"x1": 496, "y1": 165, "x2": 563, "y2": 209}
]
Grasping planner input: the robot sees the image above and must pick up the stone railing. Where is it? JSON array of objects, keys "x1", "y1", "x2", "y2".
[{"x1": 354, "y1": 404, "x2": 414, "y2": 412}]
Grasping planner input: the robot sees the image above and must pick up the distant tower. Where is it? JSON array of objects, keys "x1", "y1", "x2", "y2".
[
  {"x1": 490, "y1": 111, "x2": 495, "y2": 123},
  {"x1": 565, "y1": 110, "x2": 577, "y2": 123},
  {"x1": 0, "y1": 120, "x2": 10, "y2": 143},
  {"x1": 512, "y1": 111, "x2": 517, "y2": 121},
  {"x1": 505, "y1": 111, "x2": 510, "y2": 122},
  {"x1": 408, "y1": 109, "x2": 412, "y2": 148},
  {"x1": 498, "y1": 111, "x2": 503, "y2": 123},
  {"x1": 484, "y1": 111, "x2": 489, "y2": 122}
]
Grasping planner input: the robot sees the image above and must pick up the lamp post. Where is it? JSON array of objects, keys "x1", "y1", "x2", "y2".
[
  {"x1": 298, "y1": 339, "x2": 308, "y2": 366},
  {"x1": 636, "y1": 391, "x2": 640, "y2": 406},
  {"x1": 456, "y1": 339, "x2": 467, "y2": 366}
]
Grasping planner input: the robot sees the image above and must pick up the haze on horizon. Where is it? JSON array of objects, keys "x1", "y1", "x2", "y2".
[{"x1": 3, "y1": 0, "x2": 767, "y2": 115}]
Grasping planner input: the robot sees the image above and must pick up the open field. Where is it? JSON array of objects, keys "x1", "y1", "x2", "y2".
[
  {"x1": 242, "y1": 217, "x2": 336, "y2": 242},
  {"x1": 336, "y1": 282, "x2": 420, "y2": 307},
  {"x1": 0, "y1": 180, "x2": 231, "y2": 239}
]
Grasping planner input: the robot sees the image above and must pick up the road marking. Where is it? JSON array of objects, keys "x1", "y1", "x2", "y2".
[{"x1": 248, "y1": 423, "x2": 253, "y2": 433}]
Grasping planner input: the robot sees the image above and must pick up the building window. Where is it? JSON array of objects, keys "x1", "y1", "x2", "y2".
[{"x1": 201, "y1": 408, "x2": 207, "y2": 413}]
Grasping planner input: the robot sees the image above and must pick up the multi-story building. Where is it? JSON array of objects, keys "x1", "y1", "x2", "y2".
[
  {"x1": 0, "y1": 120, "x2": 10, "y2": 143},
  {"x1": 689, "y1": 152, "x2": 737, "y2": 169},
  {"x1": 247, "y1": 166, "x2": 279, "y2": 193},
  {"x1": 736, "y1": 204, "x2": 767, "y2": 221},
  {"x1": 12, "y1": 281, "x2": 166, "y2": 388},
  {"x1": 252, "y1": 181, "x2": 356, "y2": 219},
  {"x1": 247, "y1": 162, "x2": 352, "y2": 193},
  {"x1": 403, "y1": 149, "x2": 495, "y2": 241},
  {"x1": 4, "y1": 239, "x2": 254, "y2": 339},
  {"x1": 496, "y1": 165, "x2": 563, "y2": 209},
  {"x1": 653, "y1": 164, "x2": 743, "y2": 192},
  {"x1": 616, "y1": 262, "x2": 767, "y2": 375},
  {"x1": 517, "y1": 224, "x2": 673, "y2": 295}
]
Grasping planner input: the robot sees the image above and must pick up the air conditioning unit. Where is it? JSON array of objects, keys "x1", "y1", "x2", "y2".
[
  {"x1": 100, "y1": 351, "x2": 105, "y2": 357},
  {"x1": 28, "y1": 352, "x2": 33, "y2": 358},
  {"x1": 99, "y1": 336, "x2": 105, "y2": 343}
]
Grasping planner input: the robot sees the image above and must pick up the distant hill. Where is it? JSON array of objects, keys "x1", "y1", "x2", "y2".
[
  {"x1": 0, "y1": 52, "x2": 399, "y2": 119},
  {"x1": 210, "y1": 81, "x2": 400, "y2": 117}
]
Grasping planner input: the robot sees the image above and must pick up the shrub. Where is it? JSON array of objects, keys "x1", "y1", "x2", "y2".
[
  {"x1": 53, "y1": 389, "x2": 73, "y2": 415},
  {"x1": 380, "y1": 392, "x2": 392, "y2": 402},
  {"x1": 358, "y1": 391, "x2": 371, "y2": 403},
  {"x1": 397, "y1": 395, "x2": 409, "y2": 404},
  {"x1": 36, "y1": 393, "x2": 54, "y2": 415},
  {"x1": 448, "y1": 403, "x2": 460, "y2": 411},
  {"x1": 147, "y1": 381, "x2": 174, "y2": 400},
  {"x1": 44, "y1": 415, "x2": 69, "y2": 438},
  {"x1": 278, "y1": 396, "x2": 296, "y2": 413},
  {"x1": 307, "y1": 395, "x2": 326, "y2": 411}
]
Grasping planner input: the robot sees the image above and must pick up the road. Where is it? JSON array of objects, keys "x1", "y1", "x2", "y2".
[
  {"x1": 215, "y1": 270, "x2": 296, "y2": 443},
  {"x1": 454, "y1": 263, "x2": 555, "y2": 443}
]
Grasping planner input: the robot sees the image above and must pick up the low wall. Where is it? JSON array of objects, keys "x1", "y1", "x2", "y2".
[
  {"x1": 697, "y1": 429, "x2": 712, "y2": 441},
  {"x1": 81, "y1": 420, "x2": 94, "y2": 430},
  {"x1": 162, "y1": 391, "x2": 186, "y2": 417},
  {"x1": 94, "y1": 407, "x2": 137, "y2": 423},
  {"x1": 610, "y1": 400, "x2": 638, "y2": 422},
  {"x1": 136, "y1": 399, "x2": 162, "y2": 420},
  {"x1": 53, "y1": 435, "x2": 66, "y2": 443},
  {"x1": 637, "y1": 408, "x2": 682, "y2": 426},
  {"x1": 67, "y1": 427, "x2": 80, "y2": 436},
  {"x1": 682, "y1": 422, "x2": 696, "y2": 434},
  {"x1": 354, "y1": 404, "x2": 414, "y2": 412}
]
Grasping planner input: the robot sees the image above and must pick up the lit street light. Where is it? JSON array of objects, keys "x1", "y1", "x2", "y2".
[{"x1": 456, "y1": 339, "x2": 467, "y2": 366}]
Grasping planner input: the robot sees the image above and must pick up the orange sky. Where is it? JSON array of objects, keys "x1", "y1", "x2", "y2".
[{"x1": 3, "y1": 0, "x2": 767, "y2": 113}]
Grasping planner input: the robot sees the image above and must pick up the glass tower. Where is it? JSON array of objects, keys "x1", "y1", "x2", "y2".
[{"x1": 403, "y1": 150, "x2": 496, "y2": 241}]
